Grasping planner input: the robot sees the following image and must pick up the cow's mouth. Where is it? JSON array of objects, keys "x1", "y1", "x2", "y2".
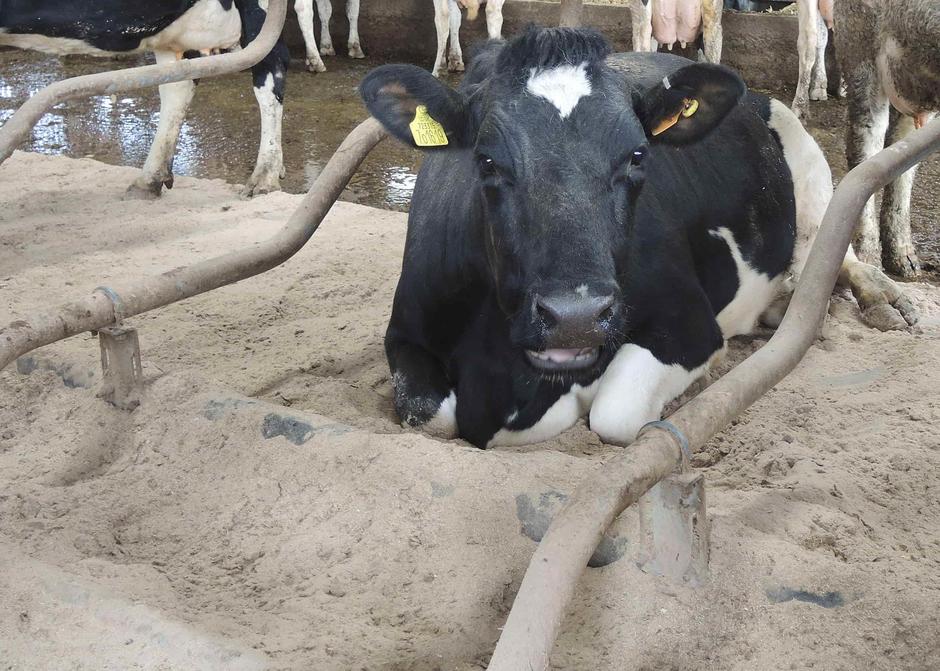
[{"x1": 525, "y1": 347, "x2": 599, "y2": 371}]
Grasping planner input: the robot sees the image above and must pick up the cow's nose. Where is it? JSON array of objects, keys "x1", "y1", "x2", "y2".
[{"x1": 535, "y1": 293, "x2": 618, "y2": 347}]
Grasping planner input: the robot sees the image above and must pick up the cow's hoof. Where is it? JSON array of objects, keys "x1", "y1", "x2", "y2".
[
  {"x1": 447, "y1": 58, "x2": 465, "y2": 73},
  {"x1": 320, "y1": 45, "x2": 335, "y2": 57},
  {"x1": 810, "y1": 88, "x2": 828, "y2": 101},
  {"x1": 241, "y1": 175, "x2": 281, "y2": 198},
  {"x1": 844, "y1": 261, "x2": 919, "y2": 331},
  {"x1": 348, "y1": 43, "x2": 365, "y2": 59},
  {"x1": 792, "y1": 103, "x2": 809, "y2": 123},
  {"x1": 305, "y1": 57, "x2": 326, "y2": 73},
  {"x1": 124, "y1": 179, "x2": 163, "y2": 200}
]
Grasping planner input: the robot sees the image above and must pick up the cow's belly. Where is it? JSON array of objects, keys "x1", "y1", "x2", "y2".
[
  {"x1": 141, "y1": 0, "x2": 242, "y2": 54},
  {"x1": 486, "y1": 381, "x2": 598, "y2": 448},
  {"x1": 711, "y1": 226, "x2": 782, "y2": 338},
  {"x1": 0, "y1": 0, "x2": 241, "y2": 56}
]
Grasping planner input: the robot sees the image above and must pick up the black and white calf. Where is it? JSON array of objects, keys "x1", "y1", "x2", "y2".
[
  {"x1": 361, "y1": 27, "x2": 913, "y2": 449},
  {"x1": 0, "y1": 0, "x2": 290, "y2": 197}
]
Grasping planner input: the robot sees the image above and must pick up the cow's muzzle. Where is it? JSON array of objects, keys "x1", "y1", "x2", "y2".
[{"x1": 525, "y1": 292, "x2": 619, "y2": 372}]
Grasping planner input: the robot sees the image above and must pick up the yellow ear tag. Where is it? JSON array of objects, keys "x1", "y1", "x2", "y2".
[
  {"x1": 651, "y1": 98, "x2": 699, "y2": 136},
  {"x1": 409, "y1": 105, "x2": 448, "y2": 147}
]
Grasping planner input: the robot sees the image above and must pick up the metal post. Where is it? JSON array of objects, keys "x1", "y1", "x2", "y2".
[{"x1": 98, "y1": 327, "x2": 143, "y2": 410}]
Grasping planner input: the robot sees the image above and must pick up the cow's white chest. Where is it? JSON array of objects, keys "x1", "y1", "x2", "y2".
[
  {"x1": 711, "y1": 227, "x2": 781, "y2": 338},
  {"x1": 487, "y1": 381, "x2": 598, "y2": 447},
  {"x1": 141, "y1": 0, "x2": 242, "y2": 53},
  {"x1": 525, "y1": 62, "x2": 592, "y2": 119}
]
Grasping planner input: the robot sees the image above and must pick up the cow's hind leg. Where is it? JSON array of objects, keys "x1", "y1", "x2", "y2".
[
  {"x1": 432, "y1": 0, "x2": 451, "y2": 77},
  {"x1": 701, "y1": 0, "x2": 723, "y2": 64},
  {"x1": 447, "y1": 0, "x2": 465, "y2": 72},
  {"x1": 809, "y1": 12, "x2": 829, "y2": 101},
  {"x1": 347, "y1": 0, "x2": 365, "y2": 58},
  {"x1": 766, "y1": 98, "x2": 917, "y2": 331},
  {"x1": 295, "y1": 0, "x2": 327, "y2": 72},
  {"x1": 485, "y1": 0, "x2": 505, "y2": 40},
  {"x1": 879, "y1": 109, "x2": 921, "y2": 278},
  {"x1": 791, "y1": 0, "x2": 819, "y2": 120},
  {"x1": 387, "y1": 336, "x2": 457, "y2": 439},
  {"x1": 126, "y1": 50, "x2": 195, "y2": 199},
  {"x1": 630, "y1": 0, "x2": 654, "y2": 52},
  {"x1": 315, "y1": 0, "x2": 335, "y2": 55}
]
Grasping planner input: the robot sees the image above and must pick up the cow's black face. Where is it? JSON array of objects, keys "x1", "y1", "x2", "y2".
[{"x1": 361, "y1": 27, "x2": 745, "y2": 377}]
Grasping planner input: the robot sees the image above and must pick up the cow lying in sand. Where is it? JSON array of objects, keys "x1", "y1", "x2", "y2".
[
  {"x1": 836, "y1": 0, "x2": 940, "y2": 278},
  {"x1": 432, "y1": 0, "x2": 506, "y2": 76},
  {"x1": 360, "y1": 26, "x2": 917, "y2": 449},
  {"x1": 0, "y1": 0, "x2": 289, "y2": 198},
  {"x1": 294, "y1": 0, "x2": 364, "y2": 73}
]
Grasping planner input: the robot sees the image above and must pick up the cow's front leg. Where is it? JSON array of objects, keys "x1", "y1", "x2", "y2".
[
  {"x1": 295, "y1": 0, "x2": 327, "y2": 72},
  {"x1": 126, "y1": 50, "x2": 195, "y2": 199},
  {"x1": 880, "y1": 109, "x2": 921, "y2": 278},
  {"x1": 347, "y1": 0, "x2": 365, "y2": 58},
  {"x1": 388, "y1": 337, "x2": 457, "y2": 439},
  {"x1": 315, "y1": 0, "x2": 335, "y2": 55},
  {"x1": 701, "y1": 0, "x2": 723, "y2": 64},
  {"x1": 589, "y1": 343, "x2": 716, "y2": 447},
  {"x1": 242, "y1": 47, "x2": 289, "y2": 197}
]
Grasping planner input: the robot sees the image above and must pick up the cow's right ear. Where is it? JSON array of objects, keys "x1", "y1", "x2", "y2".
[{"x1": 360, "y1": 65, "x2": 470, "y2": 150}]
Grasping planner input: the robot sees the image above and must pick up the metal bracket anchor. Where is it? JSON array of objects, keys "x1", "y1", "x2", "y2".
[{"x1": 97, "y1": 326, "x2": 142, "y2": 410}]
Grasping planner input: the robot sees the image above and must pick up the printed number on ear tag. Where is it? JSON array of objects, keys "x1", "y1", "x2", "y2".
[
  {"x1": 651, "y1": 98, "x2": 699, "y2": 136},
  {"x1": 410, "y1": 105, "x2": 448, "y2": 147}
]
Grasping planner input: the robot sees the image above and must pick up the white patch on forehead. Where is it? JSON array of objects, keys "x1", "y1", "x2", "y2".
[{"x1": 525, "y1": 62, "x2": 592, "y2": 119}]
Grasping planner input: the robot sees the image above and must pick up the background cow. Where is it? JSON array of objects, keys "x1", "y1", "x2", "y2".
[
  {"x1": 294, "y1": 0, "x2": 364, "y2": 73},
  {"x1": 0, "y1": 0, "x2": 290, "y2": 198},
  {"x1": 432, "y1": 0, "x2": 505, "y2": 76},
  {"x1": 360, "y1": 26, "x2": 915, "y2": 449},
  {"x1": 628, "y1": 0, "x2": 724, "y2": 64},
  {"x1": 836, "y1": 0, "x2": 940, "y2": 278}
]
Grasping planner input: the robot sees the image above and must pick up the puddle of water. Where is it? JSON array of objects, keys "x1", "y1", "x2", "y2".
[{"x1": 0, "y1": 50, "x2": 422, "y2": 211}]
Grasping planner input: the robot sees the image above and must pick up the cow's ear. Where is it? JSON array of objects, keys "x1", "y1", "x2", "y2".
[
  {"x1": 360, "y1": 64, "x2": 471, "y2": 150},
  {"x1": 636, "y1": 63, "x2": 745, "y2": 144}
]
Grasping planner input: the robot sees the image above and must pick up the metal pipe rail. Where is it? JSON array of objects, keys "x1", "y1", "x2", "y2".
[
  {"x1": 0, "y1": 117, "x2": 387, "y2": 371},
  {"x1": 0, "y1": 0, "x2": 288, "y2": 165},
  {"x1": 486, "y1": 117, "x2": 940, "y2": 671}
]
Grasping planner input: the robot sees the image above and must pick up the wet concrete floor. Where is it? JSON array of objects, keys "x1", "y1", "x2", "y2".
[{"x1": 1, "y1": 48, "x2": 938, "y2": 275}]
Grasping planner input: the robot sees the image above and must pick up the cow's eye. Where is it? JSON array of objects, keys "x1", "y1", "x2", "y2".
[
  {"x1": 630, "y1": 146, "x2": 648, "y2": 167},
  {"x1": 479, "y1": 156, "x2": 497, "y2": 178}
]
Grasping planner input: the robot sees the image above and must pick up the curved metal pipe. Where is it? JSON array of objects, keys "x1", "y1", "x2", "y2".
[
  {"x1": 0, "y1": 117, "x2": 387, "y2": 371},
  {"x1": 0, "y1": 0, "x2": 288, "y2": 164},
  {"x1": 487, "y1": 118, "x2": 940, "y2": 671}
]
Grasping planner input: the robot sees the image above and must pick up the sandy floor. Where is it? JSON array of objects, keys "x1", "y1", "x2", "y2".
[{"x1": 1, "y1": 152, "x2": 940, "y2": 670}]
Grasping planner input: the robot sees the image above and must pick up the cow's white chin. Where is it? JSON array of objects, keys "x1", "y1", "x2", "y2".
[{"x1": 525, "y1": 347, "x2": 599, "y2": 371}]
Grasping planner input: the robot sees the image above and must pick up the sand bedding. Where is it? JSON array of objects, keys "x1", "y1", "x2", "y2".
[{"x1": 1, "y1": 152, "x2": 939, "y2": 670}]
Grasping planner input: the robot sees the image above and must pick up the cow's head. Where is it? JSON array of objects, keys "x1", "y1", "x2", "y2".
[{"x1": 361, "y1": 27, "x2": 743, "y2": 377}]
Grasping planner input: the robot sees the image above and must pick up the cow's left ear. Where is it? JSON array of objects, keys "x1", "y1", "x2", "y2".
[
  {"x1": 636, "y1": 63, "x2": 746, "y2": 144},
  {"x1": 360, "y1": 64, "x2": 471, "y2": 150}
]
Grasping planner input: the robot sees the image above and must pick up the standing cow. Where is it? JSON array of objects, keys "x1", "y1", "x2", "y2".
[
  {"x1": 294, "y1": 0, "x2": 364, "y2": 73},
  {"x1": 629, "y1": 0, "x2": 724, "y2": 63},
  {"x1": 360, "y1": 26, "x2": 915, "y2": 449},
  {"x1": 836, "y1": 0, "x2": 940, "y2": 277},
  {"x1": 432, "y1": 0, "x2": 505, "y2": 76},
  {"x1": 0, "y1": 0, "x2": 289, "y2": 198}
]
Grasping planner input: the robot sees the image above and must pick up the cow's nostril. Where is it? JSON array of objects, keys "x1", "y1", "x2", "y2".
[
  {"x1": 535, "y1": 296, "x2": 559, "y2": 329},
  {"x1": 598, "y1": 304, "x2": 616, "y2": 325}
]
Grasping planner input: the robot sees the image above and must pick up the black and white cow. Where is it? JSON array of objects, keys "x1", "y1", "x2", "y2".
[
  {"x1": 360, "y1": 26, "x2": 914, "y2": 449},
  {"x1": 0, "y1": 0, "x2": 290, "y2": 198}
]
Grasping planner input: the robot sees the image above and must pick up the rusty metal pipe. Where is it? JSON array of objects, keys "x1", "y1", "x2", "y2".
[
  {"x1": 0, "y1": 117, "x2": 387, "y2": 371},
  {"x1": 487, "y1": 120, "x2": 940, "y2": 671},
  {"x1": 0, "y1": 0, "x2": 288, "y2": 165}
]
